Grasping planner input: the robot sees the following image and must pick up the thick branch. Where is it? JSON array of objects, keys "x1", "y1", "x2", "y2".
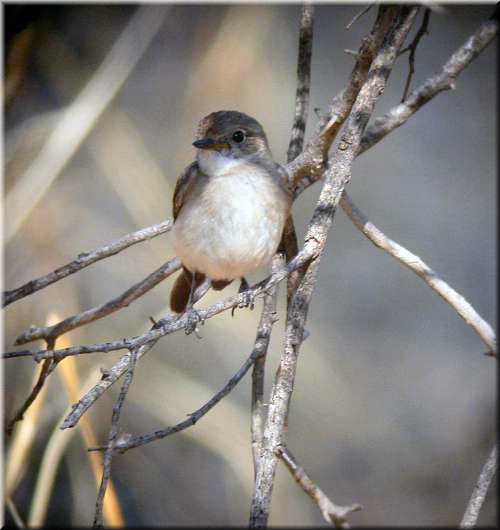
[
  {"x1": 249, "y1": 8, "x2": 419, "y2": 527},
  {"x1": 460, "y1": 444, "x2": 498, "y2": 528},
  {"x1": 3, "y1": 219, "x2": 172, "y2": 307},
  {"x1": 340, "y1": 192, "x2": 497, "y2": 356},
  {"x1": 278, "y1": 446, "x2": 361, "y2": 527},
  {"x1": 15, "y1": 257, "x2": 181, "y2": 345}
]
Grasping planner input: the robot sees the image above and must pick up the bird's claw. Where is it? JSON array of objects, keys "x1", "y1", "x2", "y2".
[{"x1": 184, "y1": 308, "x2": 204, "y2": 337}]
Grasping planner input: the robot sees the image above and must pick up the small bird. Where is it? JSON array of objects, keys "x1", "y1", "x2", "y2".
[{"x1": 170, "y1": 110, "x2": 292, "y2": 314}]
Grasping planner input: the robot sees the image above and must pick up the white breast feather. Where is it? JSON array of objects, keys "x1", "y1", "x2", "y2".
[{"x1": 173, "y1": 155, "x2": 288, "y2": 280}]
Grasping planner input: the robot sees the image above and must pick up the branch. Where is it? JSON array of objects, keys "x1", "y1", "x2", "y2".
[
  {"x1": 400, "y1": 8, "x2": 430, "y2": 101},
  {"x1": 359, "y1": 14, "x2": 498, "y2": 154},
  {"x1": 340, "y1": 192, "x2": 497, "y2": 356},
  {"x1": 3, "y1": 219, "x2": 172, "y2": 307},
  {"x1": 278, "y1": 446, "x2": 361, "y2": 527},
  {"x1": 93, "y1": 346, "x2": 139, "y2": 527},
  {"x1": 249, "y1": 8, "x2": 420, "y2": 527},
  {"x1": 15, "y1": 257, "x2": 181, "y2": 345},
  {"x1": 460, "y1": 444, "x2": 498, "y2": 528},
  {"x1": 287, "y1": 4, "x2": 314, "y2": 163}
]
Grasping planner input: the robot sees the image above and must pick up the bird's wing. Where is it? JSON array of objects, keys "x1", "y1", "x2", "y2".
[{"x1": 173, "y1": 161, "x2": 199, "y2": 220}]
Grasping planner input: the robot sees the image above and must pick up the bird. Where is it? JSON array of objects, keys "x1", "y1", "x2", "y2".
[{"x1": 170, "y1": 110, "x2": 293, "y2": 315}]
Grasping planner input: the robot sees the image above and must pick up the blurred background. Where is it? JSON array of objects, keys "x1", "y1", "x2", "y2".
[{"x1": 3, "y1": 4, "x2": 496, "y2": 527}]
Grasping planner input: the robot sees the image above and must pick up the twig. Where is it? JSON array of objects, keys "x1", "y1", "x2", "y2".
[
  {"x1": 340, "y1": 192, "x2": 497, "y2": 356},
  {"x1": 249, "y1": 8, "x2": 419, "y2": 527},
  {"x1": 251, "y1": 256, "x2": 283, "y2": 476},
  {"x1": 287, "y1": 4, "x2": 314, "y2": 163},
  {"x1": 400, "y1": 8, "x2": 430, "y2": 101},
  {"x1": 4, "y1": 245, "x2": 318, "y2": 364},
  {"x1": 359, "y1": 14, "x2": 498, "y2": 154},
  {"x1": 460, "y1": 444, "x2": 498, "y2": 528},
  {"x1": 6, "y1": 355, "x2": 57, "y2": 435},
  {"x1": 93, "y1": 346, "x2": 139, "y2": 527},
  {"x1": 15, "y1": 257, "x2": 181, "y2": 345},
  {"x1": 4, "y1": 5, "x2": 169, "y2": 242},
  {"x1": 278, "y1": 446, "x2": 361, "y2": 527},
  {"x1": 3, "y1": 219, "x2": 172, "y2": 307},
  {"x1": 93, "y1": 326, "x2": 278, "y2": 453},
  {"x1": 345, "y1": 3, "x2": 375, "y2": 31}
]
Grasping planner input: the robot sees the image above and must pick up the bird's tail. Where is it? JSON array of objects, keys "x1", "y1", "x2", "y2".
[{"x1": 170, "y1": 268, "x2": 205, "y2": 313}]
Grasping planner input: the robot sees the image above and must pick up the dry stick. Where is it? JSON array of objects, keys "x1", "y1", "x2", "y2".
[
  {"x1": 278, "y1": 447, "x2": 361, "y2": 527},
  {"x1": 92, "y1": 316, "x2": 280, "y2": 453},
  {"x1": 359, "y1": 13, "x2": 498, "y2": 154},
  {"x1": 6, "y1": 497, "x2": 26, "y2": 529},
  {"x1": 3, "y1": 219, "x2": 172, "y2": 307},
  {"x1": 15, "y1": 257, "x2": 181, "y2": 345},
  {"x1": 249, "y1": 8, "x2": 419, "y2": 527},
  {"x1": 3, "y1": 246, "x2": 318, "y2": 363},
  {"x1": 400, "y1": 8, "x2": 430, "y2": 101},
  {"x1": 4, "y1": 5, "x2": 169, "y2": 242},
  {"x1": 340, "y1": 192, "x2": 497, "y2": 355},
  {"x1": 460, "y1": 443, "x2": 498, "y2": 528},
  {"x1": 6, "y1": 336, "x2": 57, "y2": 435},
  {"x1": 345, "y1": 3, "x2": 375, "y2": 31},
  {"x1": 251, "y1": 256, "x2": 283, "y2": 475},
  {"x1": 93, "y1": 346, "x2": 139, "y2": 528}
]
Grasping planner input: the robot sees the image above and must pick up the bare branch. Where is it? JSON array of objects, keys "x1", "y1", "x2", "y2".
[
  {"x1": 3, "y1": 219, "x2": 172, "y2": 307},
  {"x1": 400, "y1": 8, "x2": 430, "y2": 101},
  {"x1": 15, "y1": 257, "x2": 181, "y2": 345},
  {"x1": 287, "y1": 4, "x2": 314, "y2": 163},
  {"x1": 278, "y1": 446, "x2": 362, "y2": 527},
  {"x1": 93, "y1": 346, "x2": 139, "y2": 527},
  {"x1": 460, "y1": 444, "x2": 498, "y2": 528},
  {"x1": 249, "y1": 8, "x2": 420, "y2": 527},
  {"x1": 345, "y1": 3, "x2": 375, "y2": 31},
  {"x1": 360, "y1": 14, "x2": 498, "y2": 154},
  {"x1": 340, "y1": 192, "x2": 497, "y2": 356}
]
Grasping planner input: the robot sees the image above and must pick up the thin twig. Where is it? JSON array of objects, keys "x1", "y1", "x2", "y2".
[
  {"x1": 359, "y1": 14, "x2": 498, "y2": 153},
  {"x1": 92, "y1": 326, "x2": 278, "y2": 453},
  {"x1": 15, "y1": 257, "x2": 181, "y2": 345},
  {"x1": 287, "y1": 4, "x2": 314, "y2": 163},
  {"x1": 340, "y1": 192, "x2": 497, "y2": 355},
  {"x1": 3, "y1": 219, "x2": 172, "y2": 307},
  {"x1": 345, "y1": 3, "x2": 375, "y2": 31},
  {"x1": 4, "y1": 245, "x2": 318, "y2": 364},
  {"x1": 4, "y1": 5, "x2": 170, "y2": 242},
  {"x1": 251, "y1": 256, "x2": 283, "y2": 476},
  {"x1": 400, "y1": 8, "x2": 430, "y2": 101},
  {"x1": 278, "y1": 446, "x2": 361, "y2": 527},
  {"x1": 460, "y1": 444, "x2": 498, "y2": 528},
  {"x1": 93, "y1": 346, "x2": 139, "y2": 527},
  {"x1": 249, "y1": 8, "x2": 420, "y2": 527},
  {"x1": 6, "y1": 349, "x2": 57, "y2": 436}
]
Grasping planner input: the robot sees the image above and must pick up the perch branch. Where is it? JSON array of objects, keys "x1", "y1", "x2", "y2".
[
  {"x1": 460, "y1": 443, "x2": 498, "y2": 528},
  {"x1": 3, "y1": 219, "x2": 172, "y2": 307},
  {"x1": 340, "y1": 192, "x2": 496, "y2": 356},
  {"x1": 278, "y1": 446, "x2": 362, "y2": 527},
  {"x1": 249, "y1": 8, "x2": 419, "y2": 527},
  {"x1": 15, "y1": 257, "x2": 181, "y2": 345}
]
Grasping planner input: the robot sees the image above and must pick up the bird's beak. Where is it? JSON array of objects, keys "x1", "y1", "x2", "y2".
[{"x1": 192, "y1": 138, "x2": 230, "y2": 150}]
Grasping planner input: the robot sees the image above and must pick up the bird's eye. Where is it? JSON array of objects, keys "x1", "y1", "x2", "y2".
[{"x1": 232, "y1": 130, "x2": 245, "y2": 143}]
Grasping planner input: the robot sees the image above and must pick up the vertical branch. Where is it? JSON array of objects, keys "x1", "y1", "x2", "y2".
[
  {"x1": 93, "y1": 346, "x2": 139, "y2": 527},
  {"x1": 249, "y1": 7, "x2": 419, "y2": 527}
]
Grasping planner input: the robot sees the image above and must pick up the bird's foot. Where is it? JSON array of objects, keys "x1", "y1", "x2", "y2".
[
  {"x1": 184, "y1": 307, "x2": 204, "y2": 337},
  {"x1": 232, "y1": 278, "x2": 255, "y2": 316}
]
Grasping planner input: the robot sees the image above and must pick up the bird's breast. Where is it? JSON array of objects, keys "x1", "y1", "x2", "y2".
[{"x1": 173, "y1": 165, "x2": 290, "y2": 280}]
